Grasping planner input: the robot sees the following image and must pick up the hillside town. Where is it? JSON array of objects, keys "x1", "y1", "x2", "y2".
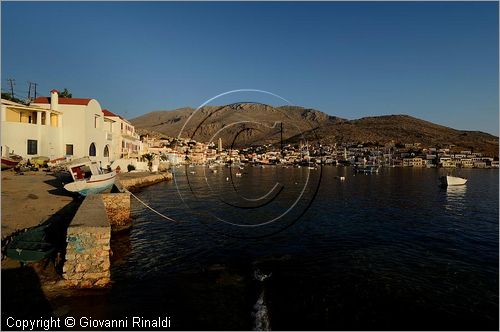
[{"x1": 2, "y1": 90, "x2": 498, "y2": 172}]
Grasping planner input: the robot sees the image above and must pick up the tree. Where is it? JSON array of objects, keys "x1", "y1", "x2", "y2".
[
  {"x1": 1, "y1": 92, "x2": 27, "y2": 105},
  {"x1": 142, "y1": 153, "x2": 155, "y2": 172},
  {"x1": 59, "y1": 88, "x2": 72, "y2": 98}
]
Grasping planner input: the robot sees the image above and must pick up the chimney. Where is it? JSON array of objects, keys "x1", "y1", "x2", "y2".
[{"x1": 50, "y1": 89, "x2": 59, "y2": 111}]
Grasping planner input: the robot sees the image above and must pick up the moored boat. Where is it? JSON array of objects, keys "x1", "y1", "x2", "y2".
[
  {"x1": 1, "y1": 154, "x2": 23, "y2": 170},
  {"x1": 63, "y1": 157, "x2": 116, "y2": 196},
  {"x1": 5, "y1": 223, "x2": 55, "y2": 263},
  {"x1": 440, "y1": 175, "x2": 467, "y2": 186}
]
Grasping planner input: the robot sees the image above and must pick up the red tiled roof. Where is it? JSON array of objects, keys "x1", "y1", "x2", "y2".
[
  {"x1": 102, "y1": 108, "x2": 130, "y2": 123},
  {"x1": 102, "y1": 109, "x2": 118, "y2": 117},
  {"x1": 32, "y1": 97, "x2": 92, "y2": 106},
  {"x1": 102, "y1": 109, "x2": 121, "y2": 118}
]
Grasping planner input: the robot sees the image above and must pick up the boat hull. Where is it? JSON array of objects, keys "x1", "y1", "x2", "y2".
[
  {"x1": 5, "y1": 223, "x2": 55, "y2": 263},
  {"x1": 64, "y1": 172, "x2": 116, "y2": 196},
  {"x1": 441, "y1": 175, "x2": 467, "y2": 186},
  {"x1": 1, "y1": 157, "x2": 21, "y2": 170}
]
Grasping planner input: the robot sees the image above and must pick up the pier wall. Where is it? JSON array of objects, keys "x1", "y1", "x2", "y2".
[
  {"x1": 117, "y1": 172, "x2": 172, "y2": 192},
  {"x1": 63, "y1": 195, "x2": 111, "y2": 288},
  {"x1": 62, "y1": 172, "x2": 172, "y2": 288},
  {"x1": 101, "y1": 192, "x2": 131, "y2": 232}
]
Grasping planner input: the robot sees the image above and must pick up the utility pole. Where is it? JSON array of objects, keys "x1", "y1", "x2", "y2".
[
  {"x1": 27, "y1": 82, "x2": 32, "y2": 100},
  {"x1": 7, "y1": 78, "x2": 15, "y2": 97},
  {"x1": 33, "y1": 83, "x2": 38, "y2": 99}
]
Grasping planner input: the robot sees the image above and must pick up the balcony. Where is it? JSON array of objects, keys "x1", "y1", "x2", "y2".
[{"x1": 121, "y1": 131, "x2": 140, "y2": 140}]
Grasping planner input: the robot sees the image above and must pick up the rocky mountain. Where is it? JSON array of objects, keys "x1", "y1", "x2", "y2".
[
  {"x1": 131, "y1": 105, "x2": 499, "y2": 156},
  {"x1": 131, "y1": 104, "x2": 343, "y2": 147}
]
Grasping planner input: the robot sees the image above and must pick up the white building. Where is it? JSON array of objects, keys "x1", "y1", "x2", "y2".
[
  {"x1": 102, "y1": 109, "x2": 141, "y2": 160},
  {"x1": 30, "y1": 90, "x2": 112, "y2": 166},
  {"x1": 1, "y1": 89, "x2": 139, "y2": 168},
  {"x1": 1, "y1": 98, "x2": 63, "y2": 159}
]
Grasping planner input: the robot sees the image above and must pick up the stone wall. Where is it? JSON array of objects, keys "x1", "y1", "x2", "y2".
[
  {"x1": 63, "y1": 195, "x2": 111, "y2": 288},
  {"x1": 61, "y1": 172, "x2": 172, "y2": 288},
  {"x1": 101, "y1": 193, "x2": 131, "y2": 232},
  {"x1": 117, "y1": 172, "x2": 172, "y2": 192}
]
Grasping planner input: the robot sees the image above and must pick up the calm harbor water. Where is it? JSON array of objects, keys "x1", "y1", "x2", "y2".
[{"x1": 59, "y1": 166, "x2": 499, "y2": 330}]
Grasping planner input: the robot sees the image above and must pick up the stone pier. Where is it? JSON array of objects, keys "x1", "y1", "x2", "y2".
[
  {"x1": 62, "y1": 195, "x2": 111, "y2": 288},
  {"x1": 61, "y1": 172, "x2": 172, "y2": 288},
  {"x1": 117, "y1": 172, "x2": 172, "y2": 192},
  {"x1": 101, "y1": 192, "x2": 131, "y2": 232}
]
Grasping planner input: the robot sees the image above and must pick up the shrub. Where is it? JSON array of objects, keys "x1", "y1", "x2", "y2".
[{"x1": 127, "y1": 164, "x2": 136, "y2": 172}]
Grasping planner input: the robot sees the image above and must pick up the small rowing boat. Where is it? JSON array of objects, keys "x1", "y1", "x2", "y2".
[
  {"x1": 1, "y1": 154, "x2": 23, "y2": 170},
  {"x1": 64, "y1": 157, "x2": 116, "y2": 196},
  {"x1": 5, "y1": 223, "x2": 55, "y2": 263}
]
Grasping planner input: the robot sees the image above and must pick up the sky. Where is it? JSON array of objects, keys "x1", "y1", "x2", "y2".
[{"x1": 2, "y1": 1, "x2": 498, "y2": 135}]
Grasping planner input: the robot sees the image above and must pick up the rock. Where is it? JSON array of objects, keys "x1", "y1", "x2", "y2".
[{"x1": 93, "y1": 278, "x2": 111, "y2": 287}]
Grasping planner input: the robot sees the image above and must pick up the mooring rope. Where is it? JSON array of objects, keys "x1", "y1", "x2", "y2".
[{"x1": 125, "y1": 189, "x2": 180, "y2": 223}]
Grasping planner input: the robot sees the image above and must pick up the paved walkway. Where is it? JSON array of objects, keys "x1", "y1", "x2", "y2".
[{"x1": 1, "y1": 170, "x2": 75, "y2": 239}]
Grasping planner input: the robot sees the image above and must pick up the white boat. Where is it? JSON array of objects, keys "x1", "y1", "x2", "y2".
[
  {"x1": 440, "y1": 175, "x2": 467, "y2": 186},
  {"x1": 64, "y1": 157, "x2": 116, "y2": 196},
  {"x1": 235, "y1": 172, "x2": 242, "y2": 177}
]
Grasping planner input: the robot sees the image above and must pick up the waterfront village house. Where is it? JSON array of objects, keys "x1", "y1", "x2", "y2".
[
  {"x1": 102, "y1": 109, "x2": 141, "y2": 160},
  {"x1": 1, "y1": 98, "x2": 63, "y2": 159},
  {"x1": 1, "y1": 89, "x2": 133, "y2": 167},
  {"x1": 29, "y1": 90, "x2": 112, "y2": 166}
]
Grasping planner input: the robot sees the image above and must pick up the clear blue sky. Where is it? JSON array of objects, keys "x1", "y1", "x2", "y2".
[{"x1": 2, "y1": 1, "x2": 498, "y2": 135}]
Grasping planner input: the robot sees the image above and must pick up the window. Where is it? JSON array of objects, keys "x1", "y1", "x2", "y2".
[
  {"x1": 66, "y1": 144, "x2": 74, "y2": 156},
  {"x1": 89, "y1": 143, "x2": 96, "y2": 156},
  {"x1": 27, "y1": 140, "x2": 37, "y2": 155},
  {"x1": 103, "y1": 145, "x2": 109, "y2": 158},
  {"x1": 94, "y1": 116, "x2": 100, "y2": 128}
]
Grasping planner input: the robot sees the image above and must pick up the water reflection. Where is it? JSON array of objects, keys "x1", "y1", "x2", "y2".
[
  {"x1": 445, "y1": 185, "x2": 467, "y2": 214},
  {"x1": 104, "y1": 168, "x2": 498, "y2": 330}
]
